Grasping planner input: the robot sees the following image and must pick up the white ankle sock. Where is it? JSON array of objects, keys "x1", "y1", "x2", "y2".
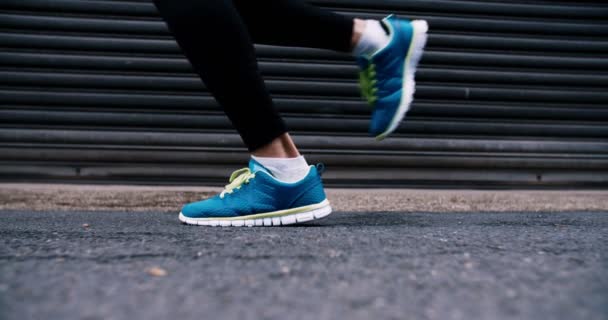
[
  {"x1": 251, "y1": 155, "x2": 310, "y2": 183},
  {"x1": 352, "y1": 20, "x2": 390, "y2": 57}
]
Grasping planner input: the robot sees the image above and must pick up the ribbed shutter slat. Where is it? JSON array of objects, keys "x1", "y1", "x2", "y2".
[{"x1": 1, "y1": 0, "x2": 606, "y2": 187}]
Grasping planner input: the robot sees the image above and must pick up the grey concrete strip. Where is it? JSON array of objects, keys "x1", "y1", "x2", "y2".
[
  {"x1": 0, "y1": 183, "x2": 607, "y2": 213},
  {"x1": 1, "y1": 210, "x2": 607, "y2": 320}
]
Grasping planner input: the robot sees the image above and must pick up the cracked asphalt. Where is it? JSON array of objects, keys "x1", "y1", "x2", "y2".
[{"x1": 1, "y1": 210, "x2": 607, "y2": 320}]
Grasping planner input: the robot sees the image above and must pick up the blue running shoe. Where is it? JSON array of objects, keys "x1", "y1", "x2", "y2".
[
  {"x1": 357, "y1": 15, "x2": 428, "y2": 140},
  {"x1": 178, "y1": 159, "x2": 332, "y2": 227}
]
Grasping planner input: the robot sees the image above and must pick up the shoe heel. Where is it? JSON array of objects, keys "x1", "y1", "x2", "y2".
[
  {"x1": 409, "y1": 20, "x2": 429, "y2": 69},
  {"x1": 375, "y1": 20, "x2": 429, "y2": 141}
]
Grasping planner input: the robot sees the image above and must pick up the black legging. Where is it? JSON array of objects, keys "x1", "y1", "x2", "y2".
[{"x1": 153, "y1": 0, "x2": 354, "y2": 151}]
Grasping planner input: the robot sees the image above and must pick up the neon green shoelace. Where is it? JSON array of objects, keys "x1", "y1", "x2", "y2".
[
  {"x1": 359, "y1": 62, "x2": 378, "y2": 106},
  {"x1": 219, "y1": 168, "x2": 256, "y2": 199}
]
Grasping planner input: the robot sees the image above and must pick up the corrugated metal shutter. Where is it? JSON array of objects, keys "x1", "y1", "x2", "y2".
[{"x1": 1, "y1": 0, "x2": 607, "y2": 187}]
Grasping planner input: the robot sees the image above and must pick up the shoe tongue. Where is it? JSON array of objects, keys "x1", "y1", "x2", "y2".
[{"x1": 248, "y1": 158, "x2": 272, "y2": 175}]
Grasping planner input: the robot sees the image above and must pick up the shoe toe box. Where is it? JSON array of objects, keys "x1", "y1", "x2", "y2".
[
  {"x1": 180, "y1": 196, "x2": 233, "y2": 218},
  {"x1": 369, "y1": 90, "x2": 403, "y2": 135}
]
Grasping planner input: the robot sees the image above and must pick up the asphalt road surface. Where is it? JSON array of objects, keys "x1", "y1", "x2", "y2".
[{"x1": 1, "y1": 210, "x2": 607, "y2": 320}]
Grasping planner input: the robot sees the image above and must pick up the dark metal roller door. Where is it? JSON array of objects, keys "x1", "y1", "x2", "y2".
[{"x1": 0, "y1": 0, "x2": 607, "y2": 187}]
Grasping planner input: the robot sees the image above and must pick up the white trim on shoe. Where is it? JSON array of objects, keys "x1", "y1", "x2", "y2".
[{"x1": 178, "y1": 199, "x2": 332, "y2": 227}]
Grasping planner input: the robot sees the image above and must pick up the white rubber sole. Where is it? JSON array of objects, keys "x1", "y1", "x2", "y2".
[
  {"x1": 376, "y1": 19, "x2": 428, "y2": 141},
  {"x1": 178, "y1": 199, "x2": 332, "y2": 227}
]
